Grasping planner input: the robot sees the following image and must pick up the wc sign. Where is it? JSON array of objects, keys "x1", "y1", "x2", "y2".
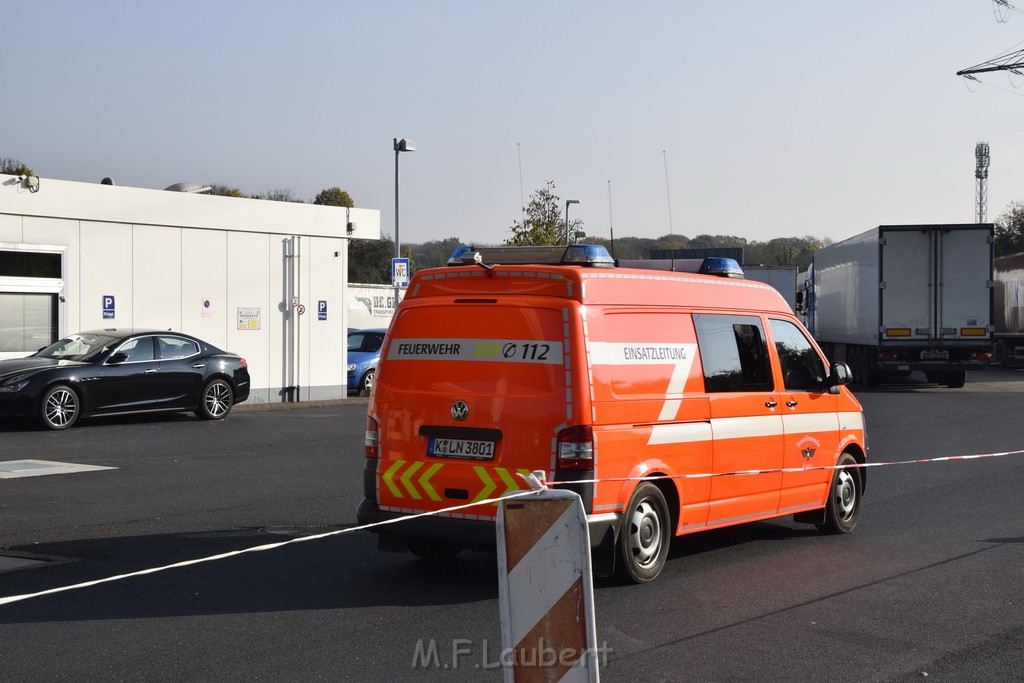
[{"x1": 102, "y1": 295, "x2": 116, "y2": 319}]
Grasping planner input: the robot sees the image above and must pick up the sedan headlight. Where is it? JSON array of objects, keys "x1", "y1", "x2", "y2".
[
  {"x1": 0, "y1": 380, "x2": 29, "y2": 394},
  {"x1": 346, "y1": 363, "x2": 356, "y2": 372}
]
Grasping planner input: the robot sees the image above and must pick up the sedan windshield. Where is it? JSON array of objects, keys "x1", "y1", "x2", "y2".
[{"x1": 35, "y1": 334, "x2": 120, "y2": 362}]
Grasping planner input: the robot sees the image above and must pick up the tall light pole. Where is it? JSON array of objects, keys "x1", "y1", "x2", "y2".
[
  {"x1": 565, "y1": 199, "x2": 580, "y2": 245},
  {"x1": 393, "y1": 138, "x2": 415, "y2": 307}
]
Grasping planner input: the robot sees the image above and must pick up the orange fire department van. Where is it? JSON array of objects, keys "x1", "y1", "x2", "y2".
[{"x1": 357, "y1": 245, "x2": 866, "y2": 583}]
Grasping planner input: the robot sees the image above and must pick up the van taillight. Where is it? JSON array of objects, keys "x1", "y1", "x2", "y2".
[
  {"x1": 365, "y1": 417, "x2": 379, "y2": 458},
  {"x1": 557, "y1": 425, "x2": 594, "y2": 471}
]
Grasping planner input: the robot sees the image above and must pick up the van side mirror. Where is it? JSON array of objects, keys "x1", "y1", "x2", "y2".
[
  {"x1": 108, "y1": 352, "x2": 129, "y2": 364},
  {"x1": 827, "y1": 361, "x2": 852, "y2": 394}
]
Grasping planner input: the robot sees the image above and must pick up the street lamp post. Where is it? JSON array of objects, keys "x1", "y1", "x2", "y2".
[
  {"x1": 393, "y1": 137, "x2": 415, "y2": 307},
  {"x1": 564, "y1": 199, "x2": 580, "y2": 245}
]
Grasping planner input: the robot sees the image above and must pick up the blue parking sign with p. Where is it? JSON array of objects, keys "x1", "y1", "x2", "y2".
[
  {"x1": 318, "y1": 300, "x2": 327, "y2": 321},
  {"x1": 102, "y1": 295, "x2": 116, "y2": 319}
]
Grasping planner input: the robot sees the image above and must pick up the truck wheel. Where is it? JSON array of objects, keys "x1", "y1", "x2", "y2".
[
  {"x1": 817, "y1": 453, "x2": 862, "y2": 534},
  {"x1": 616, "y1": 482, "x2": 671, "y2": 583},
  {"x1": 943, "y1": 371, "x2": 966, "y2": 389}
]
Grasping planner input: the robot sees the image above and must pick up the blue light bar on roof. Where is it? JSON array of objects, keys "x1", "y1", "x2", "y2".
[
  {"x1": 446, "y1": 244, "x2": 615, "y2": 267},
  {"x1": 698, "y1": 257, "x2": 745, "y2": 278}
]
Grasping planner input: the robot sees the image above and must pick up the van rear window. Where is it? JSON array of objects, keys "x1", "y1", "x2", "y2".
[{"x1": 694, "y1": 314, "x2": 773, "y2": 392}]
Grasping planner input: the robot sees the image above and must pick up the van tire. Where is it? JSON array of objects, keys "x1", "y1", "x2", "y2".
[
  {"x1": 616, "y1": 483, "x2": 671, "y2": 583},
  {"x1": 817, "y1": 453, "x2": 862, "y2": 534},
  {"x1": 409, "y1": 539, "x2": 462, "y2": 561}
]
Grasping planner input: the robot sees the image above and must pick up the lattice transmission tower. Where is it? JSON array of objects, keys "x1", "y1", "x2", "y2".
[{"x1": 976, "y1": 142, "x2": 990, "y2": 224}]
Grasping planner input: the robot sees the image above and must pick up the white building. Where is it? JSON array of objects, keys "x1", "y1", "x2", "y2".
[{"x1": 0, "y1": 173, "x2": 380, "y2": 403}]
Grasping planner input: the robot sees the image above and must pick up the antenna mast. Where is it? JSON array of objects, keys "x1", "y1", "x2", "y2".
[{"x1": 975, "y1": 142, "x2": 990, "y2": 223}]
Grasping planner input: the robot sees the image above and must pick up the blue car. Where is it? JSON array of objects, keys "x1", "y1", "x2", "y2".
[{"x1": 347, "y1": 328, "x2": 386, "y2": 394}]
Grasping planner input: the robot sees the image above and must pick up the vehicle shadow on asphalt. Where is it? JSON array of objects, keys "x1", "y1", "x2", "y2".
[
  {"x1": 0, "y1": 527, "x2": 501, "y2": 624},
  {"x1": 0, "y1": 518, "x2": 833, "y2": 623}
]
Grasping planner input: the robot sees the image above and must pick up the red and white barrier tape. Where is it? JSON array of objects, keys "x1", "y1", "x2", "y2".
[{"x1": 2, "y1": 447, "x2": 1022, "y2": 607}]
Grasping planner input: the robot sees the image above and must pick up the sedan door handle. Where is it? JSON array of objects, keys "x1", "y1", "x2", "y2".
[
  {"x1": 144, "y1": 368, "x2": 158, "y2": 374},
  {"x1": 192, "y1": 363, "x2": 206, "y2": 369},
  {"x1": 764, "y1": 401, "x2": 777, "y2": 408},
  {"x1": 786, "y1": 400, "x2": 798, "y2": 407}
]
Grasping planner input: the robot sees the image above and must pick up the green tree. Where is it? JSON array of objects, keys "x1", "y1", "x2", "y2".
[
  {"x1": 506, "y1": 181, "x2": 585, "y2": 246},
  {"x1": 252, "y1": 188, "x2": 302, "y2": 203},
  {"x1": 1, "y1": 157, "x2": 33, "y2": 176},
  {"x1": 312, "y1": 187, "x2": 354, "y2": 207},
  {"x1": 995, "y1": 201, "x2": 1024, "y2": 256},
  {"x1": 207, "y1": 184, "x2": 244, "y2": 197},
  {"x1": 349, "y1": 236, "x2": 395, "y2": 284},
  {"x1": 409, "y1": 236, "x2": 465, "y2": 270}
]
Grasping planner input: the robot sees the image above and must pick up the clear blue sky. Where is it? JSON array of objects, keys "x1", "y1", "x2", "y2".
[{"x1": 7, "y1": 1, "x2": 1024, "y2": 247}]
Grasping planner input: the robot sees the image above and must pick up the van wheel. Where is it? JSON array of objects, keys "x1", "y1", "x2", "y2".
[
  {"x1": 616, "y1": 483, "x2": 671, "y2": 583},
  {"x1": 817, "y1": 453, "x2": 862, "y2": 534},
  {"x1": 410, "y1": 539, "x2": 462, "y2": 561}
]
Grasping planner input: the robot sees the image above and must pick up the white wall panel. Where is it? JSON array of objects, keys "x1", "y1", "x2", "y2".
[
  {"x1": 181, "y1": 228, "x2": 228, "y2": 348},
  {"x1": 303, "y1": 237, "x2": 346, "y2": 399},
  {"x1": 226, "y1": 232, "x2": 273, "y2": 403},
  {"x1": 79, "y1": 222, "x2": 133, "y2": 330},
  {"x1": 132, "y1": 224, "x2": 182, "y2": 330},
  {"x1": 0, "y1": 214, "x2": 22, "y2": 243}
]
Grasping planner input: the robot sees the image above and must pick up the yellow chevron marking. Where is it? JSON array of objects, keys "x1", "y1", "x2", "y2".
[
  {"x1": 399, "y1": 461, "x2": 425, "y2": 499},
  {"x1": 473, "y1": 466, "x2": 497, "y2": 503},
  {"x1": 383, "y1": 460, "x2": 405, "y2": 498},
  {"x1": 497, "y1": 468, "x2": 520, "y2": 496},
  {"x1": 419, "y1": 463, "x2": 443, "y2": 501},
  {"x1": 473, "y1": 342, "x2": 501, "y2": 358}
]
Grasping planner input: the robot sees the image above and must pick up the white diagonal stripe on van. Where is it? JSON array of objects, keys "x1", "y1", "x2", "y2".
[
  {"x1": 713, "y1": 415, "x2": 785, "y2": 440},
  {"x1": 838, "y1": 411, "x2": 865, "y2": 430},
  {"x1": 649, "y1": 412, "x2": 845, "y2": 446},
  {"x1": 648, "y1": 422, "x2": 713, "y2": 445},
  {"x1": 590, "y1": 342, "x2": 697, "y2": 421},
  {"x1": 781, "y1": 412, "x2": 840, "y2": 433},
  {"x1": 588, "y1": 341, "x2": 697, "y2": 367}
]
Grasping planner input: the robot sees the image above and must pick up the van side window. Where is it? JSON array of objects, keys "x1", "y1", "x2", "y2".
[
  {"x1": 769, "y1": 318, "x2": 827, "y2": 391},
  {"x1": 694, "y1": 314, "x2": 772, "y2": 392}
]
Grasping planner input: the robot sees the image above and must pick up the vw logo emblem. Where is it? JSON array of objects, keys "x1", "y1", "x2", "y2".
[{"x1": 451, "y1": 400, "x2": 469, "y2": 421}]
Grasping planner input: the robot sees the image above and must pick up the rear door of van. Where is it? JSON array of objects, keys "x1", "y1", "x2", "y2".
[{"x1": 370, "y1": 297, "x2": 573, "y2": 518}]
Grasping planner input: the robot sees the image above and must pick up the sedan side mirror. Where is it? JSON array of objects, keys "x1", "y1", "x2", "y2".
[{"x1": 108, "y1": 352, "x2": 129, "y2": 365}]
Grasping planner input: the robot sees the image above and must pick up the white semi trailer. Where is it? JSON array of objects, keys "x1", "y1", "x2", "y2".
[{"x1": 799, "y1": 224, "x2": 993, "y2": 388}]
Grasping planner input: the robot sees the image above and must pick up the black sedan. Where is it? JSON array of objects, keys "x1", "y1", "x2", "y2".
[{"x1": 0, "y1": 329, "x2": 250, "y2": 430}]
